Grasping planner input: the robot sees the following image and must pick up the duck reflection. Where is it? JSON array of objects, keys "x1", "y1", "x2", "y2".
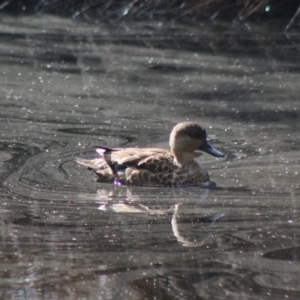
[
  {"x1": 171, "y1": 204, "x2": 224, "y2": 247},
  {"x1": 85, "y1": 186, "x2": 225, "y2": 247}
]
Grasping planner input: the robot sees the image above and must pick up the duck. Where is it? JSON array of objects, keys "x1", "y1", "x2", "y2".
[{"x1": 76, "y1": 122, "x2": 225, "y2": 186}]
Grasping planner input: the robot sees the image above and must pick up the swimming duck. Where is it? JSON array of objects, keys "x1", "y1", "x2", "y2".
[{"x1": 76, "y1": 122, "x2": 225, "y2": 186}]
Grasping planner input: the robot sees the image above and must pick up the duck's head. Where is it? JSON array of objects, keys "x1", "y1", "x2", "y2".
[{"x1": 169, "y1": 122, "x2": 225, "y2": 163}]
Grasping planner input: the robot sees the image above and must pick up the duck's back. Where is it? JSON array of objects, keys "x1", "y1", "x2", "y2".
[{"x1": 76, "y1": 147, "x2": 177, "y2": 185}]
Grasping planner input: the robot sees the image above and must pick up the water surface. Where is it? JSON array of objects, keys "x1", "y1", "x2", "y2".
[{"x1": 0, "y1": 14, "x2": 300, "y2": 299}]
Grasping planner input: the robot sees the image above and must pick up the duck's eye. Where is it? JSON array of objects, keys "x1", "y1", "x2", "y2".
[{"x1": 189, "y1": 132, "x2": 196, "y2": 138}]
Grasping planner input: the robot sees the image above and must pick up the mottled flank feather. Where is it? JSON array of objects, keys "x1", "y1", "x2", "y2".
[{"x1": 76, "y1": 122, "x2": 225, "y2": 186}]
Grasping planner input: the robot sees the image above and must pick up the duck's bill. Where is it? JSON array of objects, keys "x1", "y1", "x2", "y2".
[{"x1": 200, "y1": 140, "x2": 225, "y2": 157}]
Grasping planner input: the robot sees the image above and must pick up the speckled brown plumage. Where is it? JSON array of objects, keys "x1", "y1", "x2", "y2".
[{"x1": 76, "y1": 122, "x2": 225, "y2": 186}]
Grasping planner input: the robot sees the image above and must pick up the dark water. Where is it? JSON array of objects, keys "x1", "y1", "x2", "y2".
[{"x1": 0, "y1": 14, "x2": 300, "y2": 299}]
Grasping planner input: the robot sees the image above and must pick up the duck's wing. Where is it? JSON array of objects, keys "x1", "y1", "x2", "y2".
[
  {"x1": 97, "y1": 146, "x2": 175, "y2": 173},
  {"x1": 76, "y1": 147, "x2": 177, "y2": 185},
  {"x1": 136, "y1": 153, "x2": 177, "y2": 173}
]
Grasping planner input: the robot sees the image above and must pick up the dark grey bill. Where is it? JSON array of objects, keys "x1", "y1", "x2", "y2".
[{"x1": 200, "y1": 140, "x2": 225, "y2": 157}]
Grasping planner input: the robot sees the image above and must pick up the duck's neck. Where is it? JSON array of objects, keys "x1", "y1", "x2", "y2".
[{"x1": 173, "y1": 151, "x2": 195, "y2": 166}]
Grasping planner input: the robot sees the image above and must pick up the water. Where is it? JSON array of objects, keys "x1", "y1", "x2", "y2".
[{"x1": 0, "y1": 14, "x2": 300, "y2": 299}]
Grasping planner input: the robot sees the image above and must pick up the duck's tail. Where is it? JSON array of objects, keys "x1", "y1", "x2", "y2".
[{"x1": 75, "y1": 158, "x2": 98, "y2": 170}]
